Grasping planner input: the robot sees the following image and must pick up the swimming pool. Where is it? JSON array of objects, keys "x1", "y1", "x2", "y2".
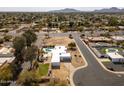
[{"x1": 43, "y1": 48, "x2": 54, "y2": 53}]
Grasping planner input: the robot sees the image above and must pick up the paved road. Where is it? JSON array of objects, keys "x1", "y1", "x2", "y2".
[
  {"x1": 5, "y1": 30, "x2": 124, "y2": 86},
  {"x1": 73, "y1": 35, "x2": 124, "y2": 86}
]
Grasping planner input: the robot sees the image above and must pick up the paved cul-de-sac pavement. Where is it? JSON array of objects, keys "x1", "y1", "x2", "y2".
[
  {"x1": 73, "y1": 35, "x2": 124, "y2": 86},
  {"x1": 14, "y1": 31, "x2": 124, "y2": 86}
]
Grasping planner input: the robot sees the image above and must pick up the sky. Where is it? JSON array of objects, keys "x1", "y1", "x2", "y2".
[
  {"x1": 0, "y1": 7, "x2": 123, "y2": 12},
  {"x1": 0, "y1": 0, "x2": 123, "y2": 12}
]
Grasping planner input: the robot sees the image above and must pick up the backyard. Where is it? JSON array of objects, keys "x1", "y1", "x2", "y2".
[{"x1": 36, "y1": 63, "x2": 49, "y2": 77}]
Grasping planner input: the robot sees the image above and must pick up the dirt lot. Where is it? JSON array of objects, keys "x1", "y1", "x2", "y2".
[
  {"x1": 44, "y1": 37, "x2": 73, "y2": 47},
  {"x1": 69, "y1": 50, "x2": 85, "y2": 68},
  {"x1": 51, "y1": 63, "x2": 69, "y2": 85}
]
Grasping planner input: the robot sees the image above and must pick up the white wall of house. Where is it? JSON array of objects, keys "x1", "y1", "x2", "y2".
[
  {"x1": 107, "y1": 52, "x2": 124, "y2": 62},
  {"x1": 51, "y1": 46, "x2": 71, "y2": 68}
]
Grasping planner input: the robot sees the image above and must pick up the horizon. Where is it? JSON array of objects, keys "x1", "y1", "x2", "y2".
[{"x1": 0, "y1": 7, "x2": 123, "y2": 12}]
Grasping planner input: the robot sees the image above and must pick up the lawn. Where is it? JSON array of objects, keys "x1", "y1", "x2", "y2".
[
  {"x1": 37, "y1": 63, "x2": 49, "y2": 77},
  {"x1": 102, "y1": 61, "x2": 111, "y2": 63},
  {"x1": 99, "y1": 48, "x2": 106, "y2": 54}
]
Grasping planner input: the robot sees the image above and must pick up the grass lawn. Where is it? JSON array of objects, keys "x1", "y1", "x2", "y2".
[
  {"x1": 102, "y1": 61, "x2": 111, "y2": 63},
  {"x1": 99, "y1": 48, "x2": 106, "y2": 54},
  {"x1": 36, "y1": 63, "x2": 49, "y2": 77}
]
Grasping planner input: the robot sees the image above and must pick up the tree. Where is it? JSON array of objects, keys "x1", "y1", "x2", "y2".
[
  {"x1": 23, "y1": 30, "x2": 37, "y2": 46},
  {"x1": 69, "y1": 34, "x2": 73, "y2": 39},
  {"x1": 4, "y1": 35, "x2": 13, "y2": 42},
  {"x1": 23, "y1": 45, "x2": 38, "y2": 62},
  {"x1": 119, "y1": 20, "x2": 124, "y2": 26},
  {"x1": 108, "y1": 17, "x2": 119, "y2": 26},
  {"x1": 0, "y1": 38, "x2": 4, "y2": 44},
  {"x1": 17, "y1": 71, "x2": 38, "y2": 86},
  {"x1": 68, "y1": 42, "x2": 76, "y2": 50},
  {"x1": 77, "y1": 26, "x2": 84, "y2": 32},
  {"x1": 0, "y1": 65, "x2": 16, "y2": 85},
  {"x1": 13, "y1": 36, "x2": 26, "y2": 62}
]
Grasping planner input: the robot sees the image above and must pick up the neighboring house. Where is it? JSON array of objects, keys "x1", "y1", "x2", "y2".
[
  {"x1": 0, "y1": 47, "x2": 15, "y2": 66},
  {"x1": 118, "y1": 26, "x2": 124, "y2": 30},
  {"x1": 51, "y1": 46, "x2": 71, "y2": 68},
  {"x1": 89, "y1": 42, "x2": 112, "y2": 58},
  {"x1": 107, "y1": 52, "x2": 124, "y2": 62},
  {"x1": 111, "y1": 36, "x2": 124, "y2": 43},
  {"x1": 42, "y1": 27, "x2": 60, "y2": 32},
  {"x1": 87, "y1": 36, "x2": 111, "y2": 42}
]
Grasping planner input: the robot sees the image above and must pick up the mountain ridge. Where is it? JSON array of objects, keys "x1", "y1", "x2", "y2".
[
  {"x1": 94, "y1": 7, "x2": 124, "y2": 13},
  {"x1": 49, "y1": 8, "x2": 81, "y2": 13},
  {"x1": 48, "y1": 7, "x2": 124, "y2": 13}
]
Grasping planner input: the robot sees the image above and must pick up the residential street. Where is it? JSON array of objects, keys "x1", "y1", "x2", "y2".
[
  {"x1": 5, "y1": 31, "x2": 124, "y2": 86},
  {"x1": 73, "y1": 35, "x2": 124, "y2": 86},
  {"x1": 34, "y1": 32, "x2": 124, "y2": 86}
]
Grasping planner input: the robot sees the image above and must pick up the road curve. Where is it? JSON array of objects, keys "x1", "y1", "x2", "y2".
[{"x1": 73, "y1": 36, "x2": 124, "y2": 86}]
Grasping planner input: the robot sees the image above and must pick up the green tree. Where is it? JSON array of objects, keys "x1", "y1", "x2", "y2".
[
  {"x1": 23, "y1": 45, "x2": 38, "y2": 62},
  {"x1": 0, "y1": 65, "x2": 15, "y2": 85},
  {"x1": 77, "y1": 26, "x2": 84, "y2": 32},
  {"x1": 108, "y1": 17, "x2": 119, "y2": 26},
  {"x1": 69, "y1": 34, "x2": 73, "y2": 39},
  {"x1": 13, "y1": 36, "x2": 26, "y2": 62},
  {"x1": 68, "y1": 42, "x2": 76, "y2": 50},
  {"x1": 23, "y1": 30, "x2": 37, "y2": 46},
  {"x1": 119, "y1": 20, "x2": 124, "y2": 26},
  {"x1": 17, "y1": 71, "x2": 38, "y2": 86},
  {"x1": 4, "y1": 35, "x2": 13, "y2": 42},
  {"x1": 0, "y1": 38, "x2": 4, "y2": 44}
]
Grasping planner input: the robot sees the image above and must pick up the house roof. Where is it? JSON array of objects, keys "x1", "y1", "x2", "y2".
[
  {"x1": 107, "y1": 52, "x2": 124, "y2": 59},
  {"x1": 0, "y1": 47, "x2": 13, "y2": 54},
  {"x1": 111, "y1": 36, "x2": 124, "y2": 41},
  {"x1": 51, "y1": 53, "x2": 60, "y2": 63},
  {"x1": 51, "y1": 46, "x2": 70, "y2": 63},
  {"x1": 0, "y1": 57, "x2": 15, "y2": 65}
]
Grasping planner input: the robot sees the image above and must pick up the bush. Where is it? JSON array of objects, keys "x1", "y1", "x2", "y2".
[
  {"x1": 69, "y1": 34, "x2": 73, "y2": 39},
  {"x1": 17, "y1": 71, "x2": 39, "y2": 86},
  {"x1": 0, "y1": 38, "x2": 4, "y2": 44},
  {"x1": 68, "y1": 42, "x2": 76, "y2": 50},
  {"x1": 4, "y1": 35, "x2": 13, "y2": 42}
]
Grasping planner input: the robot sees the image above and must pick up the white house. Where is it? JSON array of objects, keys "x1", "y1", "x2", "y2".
[
  {"x1": 51, "y1": 46, "x2": 71, "y2": 68},
  {"x1": 107, "y1": 52, "x2": 124, "y2": 62},
  {"x1": 0, "y1": 47, "x2": 15, "y2": 66},
  {"x1": 111, "y1": 36, "x2": 124, "y2": 43},
  {"x1": 51, "y1": 52, "x2": 60, "y2": 67}
]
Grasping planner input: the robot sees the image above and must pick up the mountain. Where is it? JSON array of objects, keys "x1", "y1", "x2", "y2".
[
  {"x1": 49, "y1": 8, "x2": 81, "y2": 13},
  {"x1": 94, "y1": 7, "x2": 124, "y2": 13}
]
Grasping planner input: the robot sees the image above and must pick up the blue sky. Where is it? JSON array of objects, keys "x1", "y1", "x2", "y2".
[{"x1": 0, "y1": 7, "x2": 123, "y2": 12}]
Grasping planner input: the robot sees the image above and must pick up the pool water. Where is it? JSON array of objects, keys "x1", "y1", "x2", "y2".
[{"x1": 43, "y1": 48, "x2": 54, "y2": 53}]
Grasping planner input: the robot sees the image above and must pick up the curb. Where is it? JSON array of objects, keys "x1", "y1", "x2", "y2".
[
  {"x1": 70, "y1": 37, "x2": 124, "y2": 86},
  {"x1": 80, "y1": 38, "x2": 124, "y2": 74},
  {"x1": 70, "y1": 38, "x2": 88, "y2": 86}
]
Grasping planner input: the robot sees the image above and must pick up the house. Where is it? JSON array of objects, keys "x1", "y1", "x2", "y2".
[
  {"x1": 87, "y1": 36, "x2": 111, "y2": 42},
  {"x1": 42, "y1": 27, "x2": 60, "y2": 32},
  {"x1": 107, "y1": 52, "x2": 124, "y2": 62},
  {"x1": 111, "y1": 36, "x2": 124, "y2": 43},
  {"x1": 51, "y1": 52, "x2": 60, "y2": 67},
  {"x1": 51, "y1": 46, "x2": 71, "y2": 68},
  {"x1": 118, "y1": 26, "x2": 124, "y2": 30},
  {"x1": 0, "y1": 47, "x2": 15, "y2": 66}
]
